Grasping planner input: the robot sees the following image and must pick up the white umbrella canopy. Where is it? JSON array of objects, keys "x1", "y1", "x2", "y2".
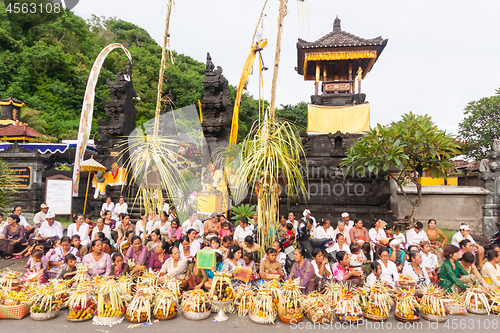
[{"x1": 79, "y1": 156, "x2": 107, "y2": 214}]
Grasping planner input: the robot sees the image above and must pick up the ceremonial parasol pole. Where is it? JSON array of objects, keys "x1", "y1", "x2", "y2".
[{"x1": 79, "y1": 156, "x2": 106, "y2": 214}]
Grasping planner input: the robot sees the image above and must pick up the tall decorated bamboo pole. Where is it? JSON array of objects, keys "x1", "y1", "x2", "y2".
[
  {"x1": 269, "y1": 0, "x2": 287, "y2": 123},
  {"x1": 154, "y1": 0, "x2": 174, "y2": 136}
]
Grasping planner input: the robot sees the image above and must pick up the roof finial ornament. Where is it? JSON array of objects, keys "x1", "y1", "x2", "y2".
[{"x1": 333, "y1": 15, "x2": 341, "y2": 31}]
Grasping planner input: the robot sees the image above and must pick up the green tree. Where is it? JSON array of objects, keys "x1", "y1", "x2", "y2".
[
  {"x1": 340, "y1": 112, "x2": 460, "y2": 223},
  {"x1": 20, "y1": 107, "x2": 48, "y2": 134},
  {"x1": 458, "y1": 88, "x2": 500, "y2": 161},
  {"x1": 276, "y1": 101, "x2": 308, "y2": 130}
]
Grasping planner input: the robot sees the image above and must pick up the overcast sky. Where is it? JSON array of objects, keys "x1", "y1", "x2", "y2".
[{"x1": 73, "y1": 0, "x2": 500, "y2": 135}]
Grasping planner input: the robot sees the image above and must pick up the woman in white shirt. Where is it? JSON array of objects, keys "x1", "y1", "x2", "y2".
[
  {"x1": 233, "y1": 218, "x2": 253, "y2": 243},
  {"x1": 67, "y1": 213, "x2": 91, "y2": 247},
  {"x1": 179, "y1": 233, "x2": 201, "y2": 259},
  {"x1": 331, "y1": 233, "x2": 350, "y2": 254},
  {"x1": 369, "y1": 219, "x2": 387, "y2": 252},
  {"x1": 420, "y1": 241, "x2": 438, "y2": 272},
  {"x1": 100, "y1": 197, "x2": 115, "y2": 218},
  {"x1": 153, "y1": 211, "x2": 171, "y2": 236},
  {"x1": 402, "y1": 251, "x2": 430, "y2": 288},
  {"x1": 406, "y1": 222, "x2": 429, "y2": 247},
  {"x1": 377, "y1": 247, "x2": 399, "y2": 287},
  {"x1": 482, "y1": 250, "x2": 500, "y2": 287},
  {"x1": 311, "y1": 248, "x2": 332, "y2": 290},
  {"x1": 314, "y1": 219, "x2": 335, "y2": 241},
  {"x1": 91, "y1": 218, "x2": 112, "y2": 241},
  {"x1": 115, "y1": 196, "x2": 128, "y2": 215}
]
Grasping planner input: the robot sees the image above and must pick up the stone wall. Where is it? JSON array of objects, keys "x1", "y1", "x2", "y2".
[{"x1": 395, "y1": 185, "x2": 488, "y2": 234}]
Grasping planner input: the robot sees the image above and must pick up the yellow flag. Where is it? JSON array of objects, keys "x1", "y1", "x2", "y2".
[{"x1": 229, "y1": 39, "x2": 267, "y2": 144}]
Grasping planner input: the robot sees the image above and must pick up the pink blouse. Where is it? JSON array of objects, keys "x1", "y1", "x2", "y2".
[
  {"x1": 82, "y1": 253, "x2": 112, "y2": 277},
  {"x1": 331, "y1": 262, "x2": 350, "y2": 282}
]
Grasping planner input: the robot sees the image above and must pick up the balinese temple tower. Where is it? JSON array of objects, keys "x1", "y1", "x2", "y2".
[
  {"x1": 292, "y1": 17, "x2": 392, "y2": 224},
  {"x1": 297, "y1": 16, "x2": 387, "y2": 134}
]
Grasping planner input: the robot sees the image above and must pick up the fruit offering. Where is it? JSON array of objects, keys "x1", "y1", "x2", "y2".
[
  {"x1": 160, "y1": 276, "x2": 181, "y2": 301},
  {"x1": 277, "y1": 280, "x2": 304, "y2": 321},
  {"x1": 302, "y1": 292, "x2": 334, "y2": 323},
  {"x1": 394, "y1": 288, "x2": 419, "y2": 319},
  {"x1": 153, "y1": 288, "x2": 176, "y2": 320},
  {"x1": 126, "y1": 286, "x2": 154, "y2": 323},
  {"x1": 335, "y1": 287, "x2": 364, "y2": 324},
  {"x1": 71, "y1": 264, "x2": 89, "y2": 286},
  {"x1": 66, "y1": 283, "x2": 95, "y2": 320},
  {"x1": 29, "y1": 284, "x2": 60, "y2": 313},
  {"x1": 324, "y1": 283, "x2": 344, "y2": 308},
  {"x1": 95, "y1": 280, "x2": 128, "y2": 318},
  {"x1": 234, "y1": 284, "x2": 254, "y2": 317},
  {"x1": 209, "y1": 272, "x2": 235, "y2": 302},
  {"x1": 399, "y1": 274, "x2": 417, "y2": 288},
  {"x1": 420, "y1": 287, "x2": 446, "y2": 316},
  {"x1": 1, "y1": 291, "x2": 28, "y2": 306},
  {"x1": 181, "y1": 290, "x2": 211, "y2": 313},
  {"x1": 249, "y1": 290, "x2": 276, "y2": 323},
  {"x1": 0, "y1": 270, "x2": 22, "y2": 291},
  {"x1": 463, "y1": 286, "x2": 490, "y2": 312},
  {"x1": 363, "y1": 283, "x2": 393, "y2": 317}
]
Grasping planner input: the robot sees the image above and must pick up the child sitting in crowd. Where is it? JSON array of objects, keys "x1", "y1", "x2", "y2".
[
  {"x1": 219, "y1": 221, "x2": 233, "y2": 239},
  {"x1": 282, "y1": 223, "x2": 295, "y2": 248},
  {"x1": 25, "y1": 249, "x2": 47, "y2": 283},
  {"x1": 71, "y1": 235, "x2": 88, "y2": 257},
  {"x1": 57, "y1": 253, "x2": 78, "y2": 280},
  {"x1": 111, "y1": 252, "x2": 130, "y2": 276}
]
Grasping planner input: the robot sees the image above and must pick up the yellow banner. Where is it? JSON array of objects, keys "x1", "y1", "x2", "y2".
[
  {"x1": 229, "y1": 39, "x2": 267, "y2": 144},
  {"x1": 307, "y1": 103, "x2": 370, "y2": 134}
]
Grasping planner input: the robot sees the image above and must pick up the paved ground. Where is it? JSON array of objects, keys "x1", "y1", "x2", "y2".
[{"x1": 1, "y1": 310, "x2": 499, "y2": 332}]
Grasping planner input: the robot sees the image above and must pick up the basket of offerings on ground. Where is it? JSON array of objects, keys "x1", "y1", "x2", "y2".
[
  {"x1": 335, "y1": 287, "x2": 364, "y2": 325},
  {"x1": 93, "y1": 279, "x2": 128, "y2": 326},
  {"x1": 463, "y1": 286, "x2": 490, "y2": 315},
  {"x1": 302, "y1": 292, "x2": 334, "y2": 323},
  {"x1": 28, "y1": 285, "x2": 60, "y2": 320},
  {"x1": 324, "y1": 283, "x2": 344, "y2": 309},
  {"x1": 22, "y1": 270, "x2": 43, "y2": 290},
  {"x1": 490, "y1": 293, "x2": 500, "y2": 315},
  {"x1": 125, "y1": 285, "x2": 154, "y2": 323},
  {"x1": 0, "y1": 270, "x2": 22, "y2": 292},
  {"x1": 442, "y1": 293, "x2": 467, "y2": 315},
  {"x1": 209, "y1": 272, "x2": 235, "y2": 303},
  {"x1": 161, "y1": 276, "x2": 182, "y2": 301},
  {"x1": 363, "y1": 283, "x2": 393, "y2": 321},
  {"x1": 66, "y1": 283, "x2": 95, "y2": 321},
  {"x1": 70, "y1": 264, "x2": 89, "y2": 286},
  {"x1": 180, "y1": 290, "x2": 212, "y2": 320},
  {"x1": 153, "y1": 287, "x2": 177, "y2": 320},
  {"x1": 50, "y1": 279, "x2": 71, "y2": 309},
  {"x1": 233, "y1": 284, "x2": 254, "y2": 317},
  {"x1": 249, "y1": 289, "x2": 277, "y2": 324},
  {"x1": 277, "y1": 280, "x2": 304, "y2": 324},
  {"x1": 399, "y1": 275, "x2": 417, "y2": 289},
  {"x1": 419, "y1": 287, "x2": 447, "y2": 322},
  {"x1": 0, "y1": 290, "x2": 30, "y2": 319},
  {"x1": 394, "y1": 288, "x2": 420, "y2": 322}
]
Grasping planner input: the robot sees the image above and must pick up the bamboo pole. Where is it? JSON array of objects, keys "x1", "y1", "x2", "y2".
[
  {"x1": 154, "y1": 0, "x2": 174, "y2": 136},
  {"x1": 269, "y1": 0, "x2": 287, "y2": 123}
]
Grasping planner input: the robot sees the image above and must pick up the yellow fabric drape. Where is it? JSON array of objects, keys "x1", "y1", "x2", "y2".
[
  {"x1": 303, "y1": 51, "x2": 377, "y2": 78},
  {"x1": 0, "y1": 100, "x2": 24, "y2": 107},
  {"x1": 307, "y1": 103, "x2": 370, "y2": 134},
  {"x1": 229, "y1": 39, "x2": 267, "y2": 144}
]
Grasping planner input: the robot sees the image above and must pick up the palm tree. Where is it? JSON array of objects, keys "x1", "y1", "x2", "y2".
[{"x1": 20, "y1": 107, "x2": 48, "y2": 134}]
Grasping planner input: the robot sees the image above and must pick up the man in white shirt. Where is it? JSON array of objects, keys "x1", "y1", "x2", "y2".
[
  {"x1": 341, "y1": 212, "x2": 354, "y2": 231},
  {"x1": 33, "y1": 203, "x2": 49, "y2": 232},
  {"x1": 181, "y1": 211, "x2": 204, "y2": 238},
  {"x1": 451, "y1": 224, "x2": 484, "y2": 265},
  {"x1": 36, "y1": 212, "x2": 63, "y2": 247},
  {"x1": 287, "y1": 212, "x2": 298, "y2": 231},
  {"x1": 302, "y1": 209, "x2": 317, "y2": 228}
]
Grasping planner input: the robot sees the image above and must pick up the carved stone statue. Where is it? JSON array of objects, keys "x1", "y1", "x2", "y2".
[
  {"x1": 480, "y1": 139, "x2": 500, "y2": 235},
  {"x1": 493, "y1": 139, "x2": 500, "y2": 152}
]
